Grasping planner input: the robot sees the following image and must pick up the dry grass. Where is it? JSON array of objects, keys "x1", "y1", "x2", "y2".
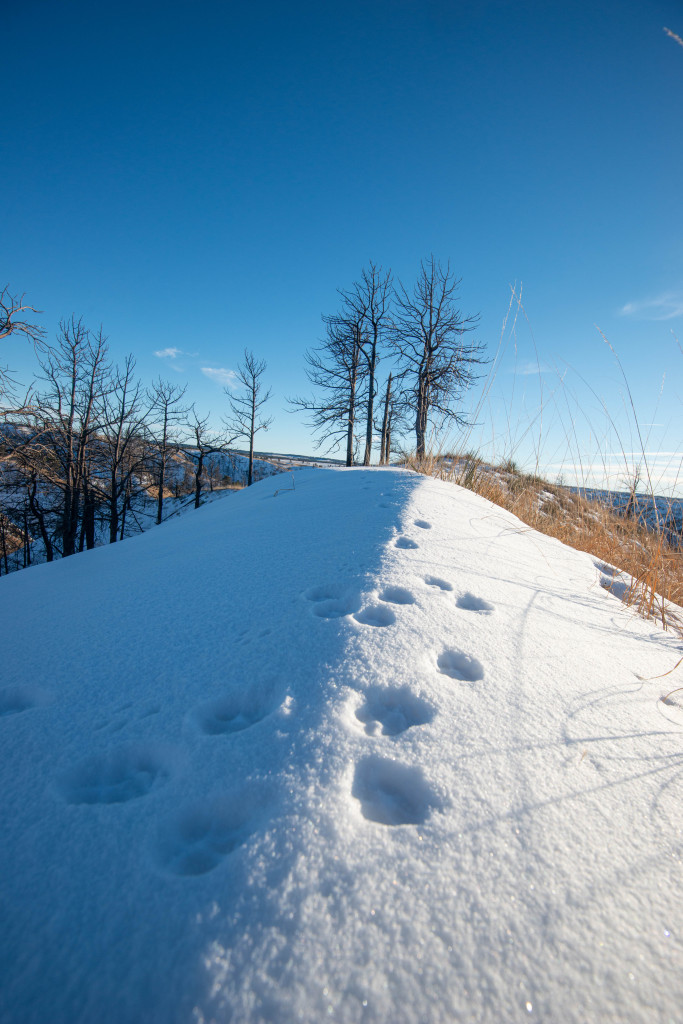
[
  {"x1": 0, "y1": 512, "x2": 27, "y2": 572},
  {"x1": 405, "y1": 452, "x2": 683, "y2": 634}
]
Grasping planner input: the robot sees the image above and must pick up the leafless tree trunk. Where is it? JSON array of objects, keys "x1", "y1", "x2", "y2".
[
  {"x1": 289, "y1": 311, "x2": 364, "y2": 467},
  {"x1": 224, "y1": 351, "x2": 272, "y2": 486},
  {"x1": 379, "y1": 373, "x2": 393, "y2": 465},
  {"x1": 26, "y1": 472, "x2": 54, "y2": 562},
  {"x1": 339, "y1": 263, "x2": 393, "y2": 465},
  {"x1": 147, "y1": 378, "x2": 188, "y2": 524},
  {"x1": 22, "y1": 501, "x2": 30, "y2": 567},
  {"x1": 0, "y1": 515, "x2": 8, "y2": 575},
  {"x1": 179, "y1": 408, "x2": 236, "y2": 509},
  {"x1": 391, "y1": 257, "x2": 484, "y2": 460},
  {"x1": 344, "y1": 322, "x2": 361, "y2": 468},
  {"x1": 13, "y1": 318, "x2": 111, "y2": 558},
  {"x1": 98, "y1": 356, "x2": 149, "y2": 543}
]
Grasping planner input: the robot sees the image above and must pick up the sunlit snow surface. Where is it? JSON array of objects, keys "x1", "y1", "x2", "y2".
[{"x1": 1, "y1": 468, "x2": 682, "y2": 1023}]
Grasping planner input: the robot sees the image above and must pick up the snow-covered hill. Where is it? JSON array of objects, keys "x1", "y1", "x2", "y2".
[{"x1": 1, "y1": 468, "x2": 681, "y2": 1023}]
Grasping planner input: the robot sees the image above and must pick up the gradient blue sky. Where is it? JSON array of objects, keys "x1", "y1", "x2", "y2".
[{"x1": 4, "y1": 0, "x2": 683, "y2": 491}]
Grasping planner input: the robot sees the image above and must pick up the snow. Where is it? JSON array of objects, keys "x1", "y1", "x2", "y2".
[{"x1": 1, "y1": 467, "x2": 682, "y2": 1023}]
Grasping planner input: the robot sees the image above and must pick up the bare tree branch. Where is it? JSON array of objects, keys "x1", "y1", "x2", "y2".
[
  {"x1": 391, "y1": 256, "x2": 485, "y2": 459},
  {"x1": 179, "y1": 406, "x2": 237, "y2": 508},
  {"x1": 147, "y1": 378, "x2": 188, "y2": 524},
  {"x1": 338, "y1": 262, "x2": 393, "y2": 465},
  {"x1": 223, "y1": 351, "x2": 273, "y2": 486}
]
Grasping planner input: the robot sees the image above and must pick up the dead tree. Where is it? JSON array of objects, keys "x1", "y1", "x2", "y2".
[
  {"x1": 147, "y1": 378, "x2": 188, "y2": 524},
  {"x1": 23, "y1": 469, "x2": 56, "y2": 562},
  {"x1": 379, "y1": 373, "x2": 393, "y2": 465},
  {"x1": 376, "y1": 372, "x2": 411, "y2": 465},
  {"x1": 23, "y1": 318, "x2": 111, "y2": 557},
  {"x1": 391, "y1": 257, "x2": 484, "y2": 460},
  {"x1": 339, "y1": 262, "x2": 393, "y2": 465},
  {"x1": 98, "y1": 356, "x2": 150, "y2": 543},
  {"x1": 223, "y1": 351, "x2": 272, "y2": 486},
  {"x1": 179, "y1": 408, "x2": 236, "y2": 508},
  {"x1": 289, "y1": 310, "x2": 365, "y2": 467}
]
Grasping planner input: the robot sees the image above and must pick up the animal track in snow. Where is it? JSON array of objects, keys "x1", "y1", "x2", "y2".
[
  {"x1": 598, "y1": 572, "x2": 630, "y2": 601},
  {"x1": 414, "y1": 519, "x2": 432, "y2": 530},
  {"x1": 593, "y1": 560, "x2": 631, "y2": 599},
  {"x1": 424, "y1": 576, "x2": 453, "y2": 591},
  {"x1": 141, "y1": 704, "x2": 162, "y2": 719},
  {"x1": 354, "y1": 604, "x2": 396, "y2": 628},
  {"x1": 156, "y1": 794, "x2": 258, "y2": 876},
  {"x1": 94, "y1": 717, "x2": 127, "y2": 735},
  {"x1": 437, "y1": 649, "x2": 484, "y2": 682},
  {"x1": 0, "y1": 685, "x2": 45, "y2": 717},
  {"x1": 456, "y1": 593, "x2": 494, "y2": 614},
  {"x1": 193, "y1": 691, "x2": 271, "y2": 735},
  {"x1": 94, "y1": 701, "x2": 162, "y2": 734},
  {"x1": 355, "y1": 686, "x2": 435, "y2": 736},
  {"x1": 595, "y1": 560, "x2": 616, "y2": 576},
  {"x1": 352, "y1": 755, "x2": 440, "y2": 825},
  {"x1": 56, "y1": 745, "x2": 171, "y2": 805},
  {"x1": 305, "y1": 584, "x2": 361, "y2": 619},
  {"x1": 379, "y1": 585, "x2": 415, "y2": 605},
  {"x1": 395, "y1": 536, "x2": 419, "y2": 550}
]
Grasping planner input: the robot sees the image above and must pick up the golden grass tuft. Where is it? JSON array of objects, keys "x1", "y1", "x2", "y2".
[{"x1": 405, "y1": 453, "x2": 683, "y2": 634}]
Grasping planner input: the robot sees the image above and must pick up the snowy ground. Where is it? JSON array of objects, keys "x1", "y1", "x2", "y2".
[{"x1": 1, "y1": 468, "x2": 681, "y2": 1023}]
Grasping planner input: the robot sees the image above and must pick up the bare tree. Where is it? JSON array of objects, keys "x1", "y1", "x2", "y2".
[
  {"x1": 379, "y1": 372, "x2": 393, "y2": 465},
  {"x1": 179, "y1": 408, "x2": 236, "y2": 508},
  {"x1": 18, "y1": 318, "x2": 112, "y2": 557},
  {"x1": 25, "y1": 469, "x2": 55, "y2": 562},
  {"x1": 289, "y1": 309, "x2": 365, "y2": 467},
  {"x1": 98, "y1": 356, "x2": 150, "y2": 542},
  {"x1": 147, "y1": 378, "x2": 188, "y2": 524},
  {"x1": 391, "y1": 257, "x2": 484, "y2": 460},
  {"x1": 223, "y1": 351, "x2": 272, "y2": 486},
  {"x1": 376, "y1": 371, "x2": 412, "y2": 465},
  {"x1": 339, "y1": 262, "x2": 393, "y2": 465}
]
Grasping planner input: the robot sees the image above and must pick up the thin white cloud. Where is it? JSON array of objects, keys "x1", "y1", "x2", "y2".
[
  {"x1": 201, "y1": 367, "x2": 238, "y2": 388},
  {"x1": 515, "y1": 361, "x2": 553, "y2": 376},
  {"x1": 619, "y1": 293, "x2": 683, "y2": 321},
  {"x1": 154, "y1": 347, "x2": 183, "y2": 359},
  {"x1": 604, "y1": 451, "x2": 681, "y2": 458}
]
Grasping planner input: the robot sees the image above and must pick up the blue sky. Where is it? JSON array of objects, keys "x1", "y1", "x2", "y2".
[{"x1": 4, "y1": 0, "x2": 683, "y2": 492}]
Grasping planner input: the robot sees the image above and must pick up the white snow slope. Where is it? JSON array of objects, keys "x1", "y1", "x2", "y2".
[{"x1": 1, "y1": 468, "x2": 682, "y2": 1024}]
